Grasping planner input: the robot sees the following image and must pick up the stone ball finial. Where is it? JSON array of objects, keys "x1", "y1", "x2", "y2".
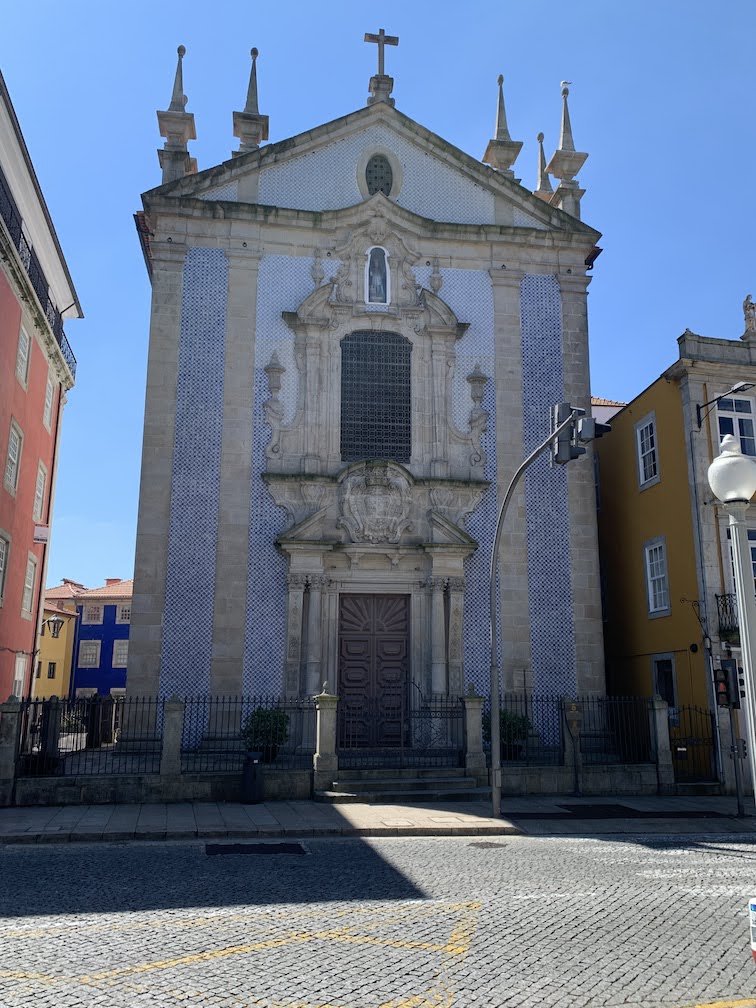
[
  {"x1": 537, "y1": 131, "x2": 544, "y2": 143},
  {"x1": 251, "y1": 47, "x2": 259, "y2": 59},
  {"x1": 177, "y1": 44, "x2": 186, "y2": 57},
  {"x1": 497, "y1": 74, "x2": 503, "y2": 86}
]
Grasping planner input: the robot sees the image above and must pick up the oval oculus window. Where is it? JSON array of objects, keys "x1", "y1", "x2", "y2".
[{"x1": 365, "y1": 154, "x2": 393, "y2": 196}]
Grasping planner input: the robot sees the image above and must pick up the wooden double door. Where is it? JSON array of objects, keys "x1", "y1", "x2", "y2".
[{"x1": 338, "y1": 594, "x2": 409, "y2": 748}]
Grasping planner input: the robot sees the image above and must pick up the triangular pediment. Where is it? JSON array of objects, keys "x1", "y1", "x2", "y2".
[
  {"x1": 428, "y1": 510, "x2": 477, "y2": 547},
  {"x1": 144, "y1": 102, "x2": 598, "y2": 239}
]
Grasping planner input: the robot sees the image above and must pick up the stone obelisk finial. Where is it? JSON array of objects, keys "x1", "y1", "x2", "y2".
[
  {"x1": 365, "y1": 27, "x2": 398, "y2": 107},
  {"x1": 482, "y1": 74, "x2": 522, "y2": 178},
  {"x1": 545, "y1": 82, "x2": 588, "y2": 218},
  {"x1": 156, "y1": 45, "x2": 197, "y2": 184},
  {"x1": 533, "y1": 132, "x2": 554, "y2": 202},
  {"x1": 233, "y1": 48, "x2": 270, "y2": 156}
]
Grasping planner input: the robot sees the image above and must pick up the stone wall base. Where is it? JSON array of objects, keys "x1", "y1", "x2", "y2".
[
  {"x1": 12, "y1": 769, "x2": 313, "y2": 807},
  {"x1": 499, "y1": 763, "x2": 659, "y2": 796}
]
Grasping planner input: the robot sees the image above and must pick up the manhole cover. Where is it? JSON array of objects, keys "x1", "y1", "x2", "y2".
[
  {"x1": 468, "y1": 841, "x2": 507, "y2": 849},
  {"x1": 205, "y1": 842, "x2": 307, "y2": 856}
]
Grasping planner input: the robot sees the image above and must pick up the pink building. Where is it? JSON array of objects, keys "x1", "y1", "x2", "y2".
[{"x1": 0, "y1": 70, "x2": 81, "y2": 699}]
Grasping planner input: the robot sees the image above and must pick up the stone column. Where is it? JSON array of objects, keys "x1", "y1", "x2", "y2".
[
  {"x1": 0, "y1": 698, "x2": 21, "y2": 806},
  {"x1": 489, "y1": 268, "x2": 531, "y2": 687},
  {"x1": 305, "y1": 575, "x2": 326, "y2": 697},
  {"x1": 463, "y1": 690, "x2": 486, "y2": 783},
  {"x1": 211, "y1": 249, "x2": 260, "y2": 695},
  {"x1": 447, "y1": 577, "x2": 465, "y2": 696},
  {"x1": 313, "y1": 689, "x2": 338, "y2": 792},
  {"x1": 648, "y1": 698, "x2": 675, "y2": 794},
  {"x1": 160, "y1": 697, "x2": 184, "y2": 777},
  {"x1": 560, "y1": 272, "x2": 605, "y2": 695},
  {"x1": 284, "y1": 574, "x2": 306, "y2": 697},
  {"x1": 429, "y1": 577, "x2": 448, "y2": 696},
  {"x1": 128, "y1": 242, "x2": 186, "y2": 697},
  {"x1": 430, "y1": 340, "x2": 450, "y2": 477}
]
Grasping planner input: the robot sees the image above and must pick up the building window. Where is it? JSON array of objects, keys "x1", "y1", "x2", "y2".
[
  {"x1": 82, "y1": 605, "x2": 103, "y2": 624},
  {"x1": 718, "y1": 395, "x2": 756, "y2": 456},
  {"x1": 78, "y1": 641, "x2": 101, "y2": 668},
  {"x1": 47, "y1": 661, "x2": 56, "y2": 679},
  {"x1": 35, "y1": 662, "x2": 41, "y2": 679},
  {"x1": 112, "y1": 640, "x2": 129, "y2": 667},
  {"x1": 365, "y1": 154, "x2": 393, "y2": 196},
  {"x1": 50, "y1": 618, "x2": 61, "y2": 639},
  {"x1": 43, "y1": 373, "x2": 54, "y2": 430},
  {"x1": 4, "y1": 421, "x2": 23, "y2": 495},
  {"x1": 13, "y1": 654, "x2": 27, "y2": 697},
  {"x1": 644, "y1": 538, "x2": 670, "y2": 616},
  {"x1": 635, "y1": 413, "x2": 659, "y2": 488},
  {"x1": 21, "y1": 555, "x2": 37, "y2": 617},
  {"x1": 116, "y1": 604, "x2": 131, "y2": 624},
  {"x1": 33, "y1": 462, "x2": 47, "y2": 522},
  {"x1": 15, "y1": 326, "x2": 30, "y2": 386},
  {"x1": 365, "y1": 246, "x2": 390, "y2": 304},
  {"x1": 340, "y1": 330, "x2": 411, "y2": 463},
  {"x1": 725, "y1": 527, "x2": 756, "y2": 594},
  {"x1": 652, "y1": 654, "x2": 678, "y2": 721},
  {"x1": 0, "y1": 534, "x2": 8, "y2": 603}
]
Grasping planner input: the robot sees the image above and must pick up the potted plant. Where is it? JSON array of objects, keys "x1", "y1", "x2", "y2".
[
  {"x1": 482, "y1": 709, "x2": 531, "y2": 760},
  {"x1": 240, "y1": 707, "x2": 289, "y2": 763}
]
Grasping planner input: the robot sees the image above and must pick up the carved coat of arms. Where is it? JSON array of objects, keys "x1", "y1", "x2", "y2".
[{"x1": 338, "y1": 463, "x2": 413, "y2": 544}]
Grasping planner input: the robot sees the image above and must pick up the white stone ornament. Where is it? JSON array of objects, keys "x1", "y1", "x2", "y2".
[{"x1": 338, "y1": 462, "x2": 413, "y2": 544}]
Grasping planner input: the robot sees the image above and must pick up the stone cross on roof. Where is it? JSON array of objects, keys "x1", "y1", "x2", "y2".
[{"x1": 364, "y1": 28, "x2": 398, "y2": 76}]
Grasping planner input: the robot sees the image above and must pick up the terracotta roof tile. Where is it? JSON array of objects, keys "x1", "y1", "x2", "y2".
[
  {"x1": 591, "y1": 396, "x2": 627, "y2": 407},
  {"x1": 77, "y1": 579, "x2": 133, "y2": 600},
  {"x1": 45, "y1": 580, "x2": 88, "y2": 599}
]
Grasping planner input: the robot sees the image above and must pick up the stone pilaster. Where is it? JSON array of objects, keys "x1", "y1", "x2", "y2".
[
  {"x1": 490, "y1": 268, "x2": 532, "y2": 687},
  {"x1": 429, "y1": 577, "x2": 448, "y2": 696},
  {"x1": 128, "y1": 242, "x2": 185, "y2": 696},
  {"x1": 447, "y1": 577, "x2": 465, "y2": 696},
  {"x1": 305, "y1": 575, "x2": 327, "y2": 696},
  {"x1": 284, "y1": 574, "x2": 306, "y2": 697},
  {"x1": 211, "y1": 250, "x2": 260, "y2": 696},
  {"x1": 559, "y1": 272, "x2": 605, "y2": 694},
  {"x1": 313, "y1": 690, "x2": 338, "y2": 792}
]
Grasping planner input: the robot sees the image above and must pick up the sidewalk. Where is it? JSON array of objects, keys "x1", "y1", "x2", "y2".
[{"x1": 1, "y1": 795, "x2": 755, "y2": 844}]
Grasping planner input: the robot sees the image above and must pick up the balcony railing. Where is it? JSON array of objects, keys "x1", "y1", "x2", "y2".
[
  {"x1": 0, "y1": 164, "x2": 76, "y2": 379},
  {"x1": 716, "y1": 593, "x2": 739, "y2": 636}
]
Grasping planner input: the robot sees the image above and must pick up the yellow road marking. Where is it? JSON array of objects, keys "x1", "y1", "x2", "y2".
[{"x1": 684, "y1": 1001, "x2": 756, "y2": 1008}]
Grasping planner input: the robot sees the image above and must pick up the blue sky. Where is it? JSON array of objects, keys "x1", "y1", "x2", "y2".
[{"x1": 2, "y1": 1, "x2": 754, "y2": 588}]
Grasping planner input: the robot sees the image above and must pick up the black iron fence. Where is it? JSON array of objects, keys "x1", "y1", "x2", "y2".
[
  {"x1": 716, "y1": 593, "x2": 739, "y2": 637},
  {"x1": 17, "y1": 696, "x2": 162, "y2": 776},
  {"x1": 180, "y1": 695, "x2": 316, "y2": 773},
  {"x1": 0, "y1": 165, "x2": 76, "y2": 377},
  {"x1": 483, "y1": 693, "x2": 565, "y2": 766},
  {"x1": 578, "y1": 695, "x2": 653, "y2": 765},
  {"x1": 338, "y1": 692, "x2": 464, "y2": 769}
]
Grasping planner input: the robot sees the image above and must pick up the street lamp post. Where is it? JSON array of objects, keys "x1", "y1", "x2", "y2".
[{"x1": 708, "y1": 433, "x2": 756, "y2": 798}]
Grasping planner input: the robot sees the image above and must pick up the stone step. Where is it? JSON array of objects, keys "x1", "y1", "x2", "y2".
[
  {"x1": 332, "y1": 776, "x2": 478, "y2": 792},
  {"x1": 335, "y1": 766, "x2": 469, "y2": 781},
  {"x1": 674, "y1": 782, "x2": 723, "y2": 796},
  {"x1": 315, "y1": 787, "x2": 492, "y2": 804}
]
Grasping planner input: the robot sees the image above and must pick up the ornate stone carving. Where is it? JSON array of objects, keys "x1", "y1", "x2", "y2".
[
  {"x1": 447, "y1": 577, "x2": 466, "y2": 592},
  {"x1": 338, "y1": 461, "x2": 413, "y2": 544},
  {"x1": 286, "y1": 573, "x2": 308, "y2": 590},
  {"x1": 263, "y1": 353, "x2": 286, "y2": 459},
  {"x1": 425, "y1": 576, "x2": 448, "y2": 591},
  {"x1": 429, "y1": 258, "x2": 443, "y2": 294},
  {"x1": 301, "y1": 483, "x2": 326, "y2": 510},
  {"x1": 466, "y1": 364, "x2": 490, "y2": 469},
  {"x1": 311, "y1": 249, "x2": 325, "y2": 287}
]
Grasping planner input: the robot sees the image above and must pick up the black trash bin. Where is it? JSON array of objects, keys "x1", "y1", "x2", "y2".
[{"x1": 242, "y1": 751, "x2": 263, "y2": 803}]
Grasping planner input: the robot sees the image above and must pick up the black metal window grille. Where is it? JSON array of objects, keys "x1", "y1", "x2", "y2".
[
  {"x1": 365, "y1": 154, "x2": 393, "y2": 196},
  {"x1": 341, "y1": 331, "x2": 411, "y2": 463}
]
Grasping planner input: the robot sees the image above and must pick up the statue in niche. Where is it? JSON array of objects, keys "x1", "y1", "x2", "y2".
[
  {"x1": 744, "y1": 294, "x2": 756, "y2": 332},
  {"x1": 367, "y1": 246, "x2": 388, "y2": 303}
]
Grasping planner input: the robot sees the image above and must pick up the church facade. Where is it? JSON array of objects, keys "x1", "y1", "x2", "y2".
[{"x1": 128, "y1": 38, "x2": 606, "y2": 712}]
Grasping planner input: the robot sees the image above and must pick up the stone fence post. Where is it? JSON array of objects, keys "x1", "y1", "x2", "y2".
[
  {"x1": 648, "y1": 697, "x2": 675, "y2": 793},
  {"x1": 160, "y1": 697, "x2": 185, "y2": 777},
  {"x1": 462, "y1": 690, "x2": 487, "y2": 783},
  {"x1": 313, "y1": 689, "x2": 338, "y2": 793},
  {"x1": 562, "y1": 700, "x2": 583, "y2": 796},
  {"x1": 0, "y1": 698, "x2": 22, "y2": 806}
]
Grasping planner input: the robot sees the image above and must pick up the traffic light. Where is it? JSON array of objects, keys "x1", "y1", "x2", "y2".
[
  {"x1": 715, "y1": 659, "x2": 740, "y2": 708},
  {"x1": 576, "y1": 416, "x2": 612, "y2": 443},
  {"x1": 551, "y1": 403, "x2": 586, "y2": 464}
]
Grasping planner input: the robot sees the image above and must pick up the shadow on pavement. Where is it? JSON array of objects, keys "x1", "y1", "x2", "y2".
[{"x1": 0, "y1": 837, "x2": 428, "y2": 919}]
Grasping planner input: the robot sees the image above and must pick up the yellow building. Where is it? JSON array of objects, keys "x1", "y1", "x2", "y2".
[
  {"x1": 595, "y1": 322, "x2": 756, "y2": 787},
  {"x1": 32, "y1": 579, "x2": 85, "y2": 699}
]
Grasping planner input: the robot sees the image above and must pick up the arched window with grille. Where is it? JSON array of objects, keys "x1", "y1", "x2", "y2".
[{"x1": 340, "y1": 331, "x2": 411, "y2": 463}]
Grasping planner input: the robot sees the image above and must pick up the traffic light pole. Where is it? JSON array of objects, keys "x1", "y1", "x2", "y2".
[
  {"x1": 489, "y1": 410, "x2": 580, "y2": 818},
  {"x1": 729, "y1": 702, "x2": 746, "y2": 818}
]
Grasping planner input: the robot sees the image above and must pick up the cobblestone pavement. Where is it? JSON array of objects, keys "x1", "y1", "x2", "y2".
[{"x1": 1, "y1": 834, "x2": 755, "y2": 1008}]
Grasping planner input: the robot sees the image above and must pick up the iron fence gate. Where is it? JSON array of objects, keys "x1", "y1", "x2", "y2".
[
  {"x1": 338, "y1": 691, "x2": 464, "y2": 769},
  {"x1": 669, "y1": 705, "x2": 717, "y2": 783}
]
